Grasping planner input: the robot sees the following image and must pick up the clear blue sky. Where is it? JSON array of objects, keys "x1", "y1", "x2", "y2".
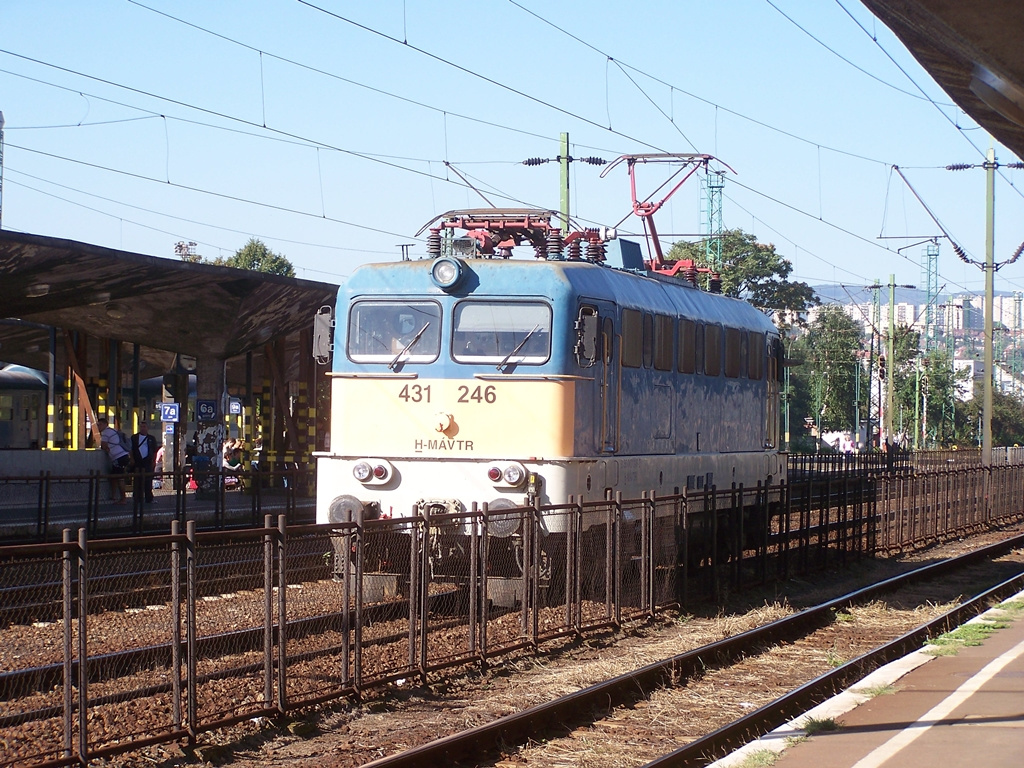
[{"x1": 4, "y1": 0, "x2": 1024, "y2": 301}]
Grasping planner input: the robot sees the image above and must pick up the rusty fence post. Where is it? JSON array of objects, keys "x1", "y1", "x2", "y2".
[
  {"x1": 276, "y1": 515, "x2": 287, "y2": 715},
  {"x1": 170, "y1": 520, "x2": 183, "y2": 736},
  {"x1": 263, "y1": 514, "x2": 274, "y2": 712},
  {"x1": 62, "y1": 529, "x2": 73, "y2": 763},
  {"x1": 76, "y1": 527, "x2": 88, "y2": 762},
  {"x1": 185, "y1": 520, "x2": 197, "y2": 742}
]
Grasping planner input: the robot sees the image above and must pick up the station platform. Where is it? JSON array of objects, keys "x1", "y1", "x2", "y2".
[{"x1": 716, "y1": 589, "x2": 1024, "y2": 768}]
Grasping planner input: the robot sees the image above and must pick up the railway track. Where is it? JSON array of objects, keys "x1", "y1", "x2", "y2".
[{"x1": 352, "y1": 533, "x2": 1024, "y2": 768}]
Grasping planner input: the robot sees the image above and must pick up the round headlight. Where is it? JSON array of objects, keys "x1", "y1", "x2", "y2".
[
  {"x1": 503, "y1": 464, "x2": 525, "y2": 486},
  {"x1": 352, "y1": 461, "x2": 373, "y2": 482},
  {"x1": 430, "y1": 257, "x2": 465, "y2": 290}
]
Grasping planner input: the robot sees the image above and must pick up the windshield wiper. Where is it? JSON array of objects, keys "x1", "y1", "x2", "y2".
[
  {"x1": 496, "y1": 325, "x2": 540, "y2": 371},
  {"x1": 388, "y1": 322, "x2": 430, "y2": 369}
]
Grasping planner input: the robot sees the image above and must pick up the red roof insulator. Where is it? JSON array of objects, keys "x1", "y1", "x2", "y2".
[
  {"x1": 586, "y1": 236, "x2": 606, "y2": 263},
  {"x1": 567, "y1": 240, "x2": 583, "y2": 260},
  {"x1": 546, "y1": 229, "x2": 564, "y2": 259},
  {"x1": 709, "y1": 273, "x2": 722, "y2": 294},
  {"x1": 684, "y1": 262, "x2": 698, "y2": 286}
]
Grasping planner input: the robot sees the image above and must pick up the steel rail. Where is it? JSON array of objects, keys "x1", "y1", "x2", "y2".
[
  {"x1": 0, "y1": 587, "x2": 460, "y2": 716},
  {"x1": 643, "y1": 569, "x2": 1024, "y2": 767},
  {"x1": 359, "y1": 532, "x2": 1024, "y2": 768}
]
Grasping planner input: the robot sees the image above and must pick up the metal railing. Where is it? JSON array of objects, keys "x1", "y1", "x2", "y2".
[
  {"x1": 3, "y1": 464, "x2": 1024, "y2": 767},
  {"x1": 0, "y1": 466, "x2": 316, "y2": 543}
]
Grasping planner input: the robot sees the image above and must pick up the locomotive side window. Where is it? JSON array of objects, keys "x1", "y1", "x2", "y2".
[
  {"x1": 654, "y1": 315, "x2": 674, "y2": 371},
  {"x1": 575, "y1": 305, "x2": 599, "y2": 367},
  {"x1": 621, "y1": 309, "x2": 642, "y2": 368},
  {"x1": 748, "y1": 331, "x2": 765, "y2": 380},
  {"x1": 695, "y1": 322, "x2": 705, "y2": 373},
  {"x1": 704, "y1": 324, "x2": 722, "y2": 376},
  {"x1": 452, "y1": 300, "x2": 551, "y2": 365},
  {"x1": 677, "y1": 318, "x2": 696, "y2": 374},
  {"x1": 725, "y1": 328, "x2": 742, "y2": 378},
  {"x1": 603, "y1": 317, "x2": 614, "y2": 363},
  {"x1": 348, "y1": 301, "x2": 442, "y2": 364},
  {"x1": 642, "y1": 313, "x2": 654, "y2": 368}
]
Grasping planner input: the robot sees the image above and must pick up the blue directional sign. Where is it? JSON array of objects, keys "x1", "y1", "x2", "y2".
[
  {"x1": 164, "y1": 423, "x2": 175, "y2": 435},
  {"x1": 197, "y1": 400, "x2": 218, "y2": 421},
  {"x1": 159, "y1": 402, "x2": 180, "y2": 423},
  {"x1": 228, "y1": 398, "x2": 242, "y2": 415}
]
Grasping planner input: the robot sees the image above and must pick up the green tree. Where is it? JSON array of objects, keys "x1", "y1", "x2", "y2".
[
  {"x1": 213, "y1": 238, "x2": 296, "y2": 277},
  {"x1": 958, "y1": 385, "x2": 1024, "y2": 447},
  {"x1": 916, "y1": 349, "x2": 970, "y2": 447},
  {"x1": 786, "y1": 306, "x2": 864, "y2": 449},
  {"x1": 666, "y1": 229, "x2": 818, "y2": 326}
]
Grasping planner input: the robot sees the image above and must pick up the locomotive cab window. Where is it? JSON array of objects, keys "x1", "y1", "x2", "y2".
[
  {"x1": 575, "y1": 305, "x2": 599, "y2": 367},
  {"x1": 453, "y1": 300, "x2": 552, "y2": 365},
  {"x1": 348, "y1": 300, "x2": 442, "y2": 364}
]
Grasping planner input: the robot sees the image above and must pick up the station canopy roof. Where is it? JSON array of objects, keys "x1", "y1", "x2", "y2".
[
  {"x1": 0, "y1": 230, "x2": 338, "y2": 371},
  {"x1": 862, "y1": 0, "x2": 1024, "y2": 161}
]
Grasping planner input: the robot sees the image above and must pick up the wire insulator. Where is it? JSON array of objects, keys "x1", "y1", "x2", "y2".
[
  {"x1": 1006, "y1": 241, "x2": 1024, "y2": 266},
  {"x1": 1008, "y1": 162, "x2": 1024, "y2": 170},
  {"x1": 684, "y1": 263, "x2": 697, "y2": 286},
  {"x1": 946, "y1": 163, "x2": 973, "y2": 171},
  {"x1": 580, "y1": 156, "x2": 607, "y2": 165},
  {"x1": 546, "y1": 230, "x2": 564, "y2": 259},
  {"x1": 952, "y1": 241, "x2": 970, "y2": 263},
  {"x1": 427, "y1": 230, "x2": 441, "y2": 259},
  {"x1": 522, "y1": 157, "x2": 548, "y2": 166}
]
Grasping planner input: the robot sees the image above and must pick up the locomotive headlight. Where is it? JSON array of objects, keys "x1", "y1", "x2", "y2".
[
  {"x1": 502, "y1": 464, "x2": 525, "y2": 486},
  {"x1": 486, "y1": 461, "x2": 527, "y2": 488},
  {"x1": 353, "y1": 458, "x2": 394, "y2": 485},
  {"x1": 430, "y1": 256, "x2": 465, "y2": 291}
]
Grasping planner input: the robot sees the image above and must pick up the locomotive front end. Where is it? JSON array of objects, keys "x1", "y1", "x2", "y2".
[{"x1": 314, "y1": 243, "x2": 580, "y2": 586}]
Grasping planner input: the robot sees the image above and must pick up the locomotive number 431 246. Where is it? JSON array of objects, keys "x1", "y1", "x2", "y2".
[{"x1": 397, "y1": 384, "x2": 498, "y2": 404}]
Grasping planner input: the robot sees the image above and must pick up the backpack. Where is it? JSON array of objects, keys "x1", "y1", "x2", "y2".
[{"x1": 119, "y1": 431, "x2": 130, "y2": 450}]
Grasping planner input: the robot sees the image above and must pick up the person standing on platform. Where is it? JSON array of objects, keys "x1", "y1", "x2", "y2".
[
  {"x1": 130, "y1": 421, "x2": 159, "y2": 503},
  {"x1": 98, "y1": 417, "x2": 130, "y2": 503}
]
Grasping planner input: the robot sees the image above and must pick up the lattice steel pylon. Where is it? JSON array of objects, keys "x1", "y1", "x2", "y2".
[
  {"x1": 701, "y1": 170, "x2": 724, "y2": 272},
  {"x1": 921, "y1": 240, "x2": 939, "y2": 350}
]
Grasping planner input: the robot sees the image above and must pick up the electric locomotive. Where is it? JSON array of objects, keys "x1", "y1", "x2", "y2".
[{"x1": 315, "y1": 202, "x2": 785, "y2": 586}]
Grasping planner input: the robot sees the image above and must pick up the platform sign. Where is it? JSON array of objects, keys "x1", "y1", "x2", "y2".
[
  {"x1": 228, "y1": 398, "x2": 242, "y2": 415},
  {"x1": 159, "y1": 402, "x2": 180, "y2": 423},
  {"x1": 197, "y1": 400, "x2": 218, "y2": 421}
]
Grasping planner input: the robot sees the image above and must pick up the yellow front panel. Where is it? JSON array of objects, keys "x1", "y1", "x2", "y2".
[{"x1": 331, "y1": 377, "x2": 575, "y2": 458}]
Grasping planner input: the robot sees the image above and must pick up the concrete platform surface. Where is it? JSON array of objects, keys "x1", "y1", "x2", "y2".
[{"x1": 713, "y1": 588, "x2": 1024, "y2": 768}]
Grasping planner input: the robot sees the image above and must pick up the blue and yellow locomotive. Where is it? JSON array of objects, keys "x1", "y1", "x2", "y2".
[{"x1": 315, "y1": 205, "x2": 785, "y2": 583}]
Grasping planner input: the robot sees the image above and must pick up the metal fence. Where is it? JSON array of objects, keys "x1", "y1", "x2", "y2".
[
  {"x1": 0, "y1": 466, "x2": 316, "y2": 543},
  {"x1": 2, "y1": 465, "x2": 1023, "y2": 767}
]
